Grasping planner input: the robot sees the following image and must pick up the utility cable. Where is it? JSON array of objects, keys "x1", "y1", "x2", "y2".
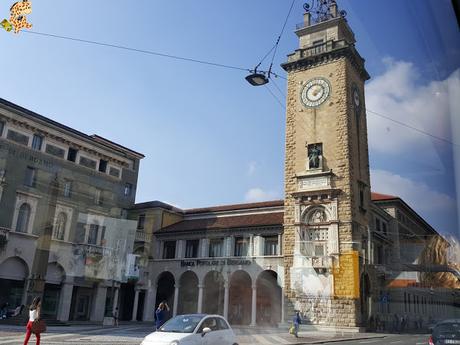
[
  {"x1": 23, "y1": 30, "x2": 251, "y2": 72},
  {"x1": 21, "y1": 31, "x2": 455, "y2": 148},
  {"x1": 22, "y1": 29, "x2": 288, "y2": 79},
  {"x1": 268, "y1": 0, "x2": 296, "y2": 76},
  {"x1": 264, "y1": 84, "x2": 285, "y2": 111},
  {"x1": 366, "y1": 109, "x2": 459, "y2": 147}
]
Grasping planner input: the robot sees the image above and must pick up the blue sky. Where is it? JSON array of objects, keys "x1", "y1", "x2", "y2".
[{"x1": 1, "y1": 0, "x2": 459, "y2": 236}]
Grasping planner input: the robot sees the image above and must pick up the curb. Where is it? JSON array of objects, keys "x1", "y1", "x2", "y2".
[{"x1": 295, "y1": 335, "x2": 387, "y2": 344}]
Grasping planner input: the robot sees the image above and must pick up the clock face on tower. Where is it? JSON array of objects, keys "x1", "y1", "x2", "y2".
[
  {"x1": 300, "y1": 78, "x2": 331, "y2": 108},
  {"x1": 352, "y1": 85, "x2": 361, "y2": 109}
]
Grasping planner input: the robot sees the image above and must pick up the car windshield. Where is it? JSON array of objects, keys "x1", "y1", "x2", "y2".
[
  {"x1": 434, "y1": 323, "x2": 460, "y2": 338},
  {"x1": 158, "y1": 315, "x2": 203, "y2": 333}
]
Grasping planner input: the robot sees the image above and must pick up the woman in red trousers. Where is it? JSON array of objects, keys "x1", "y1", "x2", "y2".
[{"x1": 23, "y1": 297, "x2": 41, "y2": 345}]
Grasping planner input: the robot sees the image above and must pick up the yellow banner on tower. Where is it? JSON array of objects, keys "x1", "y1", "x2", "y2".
[{"x1": 332, "y1": 250, "x2": 360, "y2": 298}]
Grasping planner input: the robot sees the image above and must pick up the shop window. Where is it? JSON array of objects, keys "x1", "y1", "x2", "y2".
[
  {"x1": 137, "y1": 214, "x2": 145, "y2": 230},
  {"x1": 99, "y1": 159, "x2": 108, "y2": 173},
  {"x1": 63, "y1": 180, "x2": 72, "y2": 198},
  {"x1": 263, "y1": 236, "x2": 278, "y2": 256},
  {"x1": 163, "y1": 241, "x2": 176, "y2": 259},
  {"x1": 75, "y1": 222, "x2": 86, "y2": 243},
  {"x1": 67, "y1": 148, "x2": 78, "y2": 162},
  {"x1": 109, "y1": 167, "x2": 120, "y2": 178},
  {"x1": 185, "y1": 239, "x2": 199, "y2": 258},
  {"x1": 16, "y1": 203, "x2": 31, "y2": 233},
  {"x1": 100, "y1": 226, "x2": 106, "y2": 246},
  {"x1": 79, "y1": 156, "x2": 97, "y2": 169},
  {"x1": 234, "y1": 237, "x2": 249, "y2": 256},
  {"x1": 7, "y1": 129, "x2": 29, "y2": 146},
  {"x1": 24, "y1": 166, "x2": 37, "y2": 187},
  {"x1": 209, "y1": 238, "x2": 223, "y2": 257},
  {"x1": 31, "y1": 134, "x2": 43, "y2": 151},
  {"x1": 94, "y1": 188, "x2": 103, "y2": 205},
  {"x1": 45, "y1": 144, "x2": 65, "y2": 158},
  {"x1": 88, "y1": 223, "x2": 99, "y2": 245}
]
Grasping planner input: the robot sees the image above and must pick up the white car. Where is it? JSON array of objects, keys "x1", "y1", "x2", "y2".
[{"x1": 140, "y1": 314, "x2": 238, "y2": 345}]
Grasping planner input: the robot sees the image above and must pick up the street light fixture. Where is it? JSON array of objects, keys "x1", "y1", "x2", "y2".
[{"x1": 245, "y1": 69, "x2": 269, "y2": 86}]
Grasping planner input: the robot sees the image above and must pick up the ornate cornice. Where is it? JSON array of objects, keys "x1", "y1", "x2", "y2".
[
  {"x1": 281, "y1": 44, "x2": 370, "y2": 81},
  {"x1": 1, "y1": 113, "x2": 128, "y2": 167}
]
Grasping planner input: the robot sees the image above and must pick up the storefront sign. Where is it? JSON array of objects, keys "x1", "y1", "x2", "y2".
[{"x1": 180, "y1": 258, "x2": 252, "y2": 267}]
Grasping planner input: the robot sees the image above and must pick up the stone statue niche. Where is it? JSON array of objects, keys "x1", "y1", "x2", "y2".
[{"x1": 307, "y1": 143, "x2": 323, "y2": 170}]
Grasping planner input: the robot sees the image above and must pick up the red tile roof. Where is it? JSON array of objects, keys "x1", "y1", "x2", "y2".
[
  {"x1": 184, "y1": 200, "x2": 284, "y2": 214},
  {"x1": 371, "y1": 192, "x2": 398, "y2": 201},
  {"x1": 156, "y1": 193, "x2": 405, "y2": 234},
  {"x1": 158, "y1": 211, "x2": 284, "y2": 233}
]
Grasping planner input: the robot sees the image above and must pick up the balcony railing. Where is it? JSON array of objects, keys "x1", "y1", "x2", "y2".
[
  {"x1": 0, "y1": 226, "x2": 10, "y2": 238},
  {"x1": 135, "y1": 230, "x2": 152, "y2": 243},
  {"x1": 287, "y1": 40, "x2": 348, "y2": 63}
]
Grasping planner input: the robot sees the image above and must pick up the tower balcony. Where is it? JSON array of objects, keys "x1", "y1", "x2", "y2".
[{"x1": 287, "y1": 39, "x2": 348, "y2": 63}]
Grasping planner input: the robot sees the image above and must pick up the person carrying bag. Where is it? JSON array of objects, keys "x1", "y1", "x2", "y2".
[{"x1": 23, "y1": 297, "x2": 46, "y2": 345}]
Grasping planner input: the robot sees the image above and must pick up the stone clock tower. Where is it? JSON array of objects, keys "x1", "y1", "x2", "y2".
[{"x1": 281, "y1": 1, "x2": 371, "y2": 328}]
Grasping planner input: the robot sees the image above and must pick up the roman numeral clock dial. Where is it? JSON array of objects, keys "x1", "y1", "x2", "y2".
[{"x1": 300, "y1": 78, "x2": 331, "y2": 108}]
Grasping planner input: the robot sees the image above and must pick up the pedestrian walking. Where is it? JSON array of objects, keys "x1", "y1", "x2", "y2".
[
  {"x1": 292, "y1": 311, "x2": 302, "y2": 338},
  {"x1": 113, "y1": 307, "x2": 119, "y2": 327},
  {"x1": 23, "y1": 297, "x2": 43, "y2": 345},
  {"x1": 393, "y1": 313, "x2": 400, "y2": 333},
  {"x1": 155, "y1": 301, "x2": 170, "y2": 330}
]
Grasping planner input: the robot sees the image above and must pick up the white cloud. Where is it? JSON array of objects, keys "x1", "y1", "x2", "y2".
[
  {"x1": 247, "y1": 161, "x2": 257, "y2": 176},
  {"x1": 244, "y1": 188, "x2": 279, "y2": 202},
  {"x1": 371, "y1": 169, "x2": 456, "y2": 213},
  {"x1": 366, "y1": 60, "x2": 458, "y2": 156}
]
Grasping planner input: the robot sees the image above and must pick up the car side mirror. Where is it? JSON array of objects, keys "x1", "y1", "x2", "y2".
[{"x1": 201, "y1": 327, "x2": 211, "y2": 337}]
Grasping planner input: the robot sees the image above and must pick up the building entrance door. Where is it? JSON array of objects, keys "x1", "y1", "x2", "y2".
[{"x1": 42, "y1": 284, "x2": 61, "y2": 319}]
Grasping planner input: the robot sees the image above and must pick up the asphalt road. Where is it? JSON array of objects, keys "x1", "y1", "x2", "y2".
[{"x1": 0, "y1": 324, "x2": 430, "y2": 345}]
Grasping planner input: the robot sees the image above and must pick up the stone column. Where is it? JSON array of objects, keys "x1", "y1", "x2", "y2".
[
  {"x1": 280, "y1": 287, "x2": 285, "y2": 324},
  {"x1": 249, "y1": 235, "x2": 254, "y2": 256},
  {"x1": 223, "y1": 281, "x2": 229, "y2": 320},
  {"x1": 173, "y1": 284, "x2": 179, "y2": 316},
  {"x1": 90, "y1": 284, "x2": 108, "y2": 322},
  {"x1": 143, "y1": 282, "x2": 157, "y2": 321},
  {"x1": 251, "y1": 284, "x2": 257, "y2": 326},
  {"x1": 197, "y1": 284, "x2": 204, "y2": 313},
  {"x1": 112, "y1": 287, "x2": 119, "y2": 312},
  {"x1": 132, "y1": 288, "x2": 140, "y2": 321},
  {"x1": 277, "y1": 234, "x2": 282, "y2": 255},
  {"x1": 56, "y1": 282, "x2": 73, "y2": 321}
]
